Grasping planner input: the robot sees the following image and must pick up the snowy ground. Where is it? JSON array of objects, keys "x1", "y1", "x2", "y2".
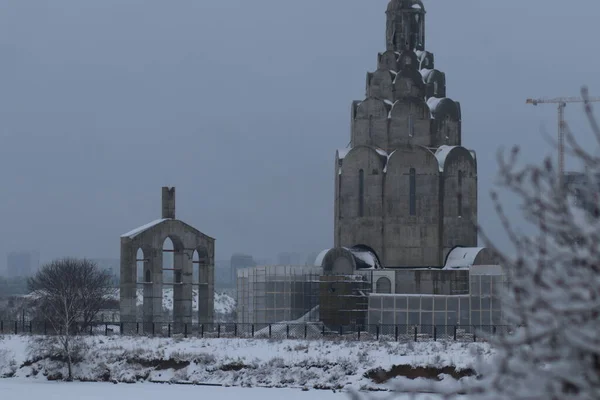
[
  {"x1": 0, "y1": 379, "x2": 444, "y2": 400},
  {"x1": 0, "y1": 334, "x2": 491, "y2": 392}
]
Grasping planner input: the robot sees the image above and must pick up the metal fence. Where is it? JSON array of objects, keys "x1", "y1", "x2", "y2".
[{"x1": 0, "y1": 320, "x2": 510, "y2": 342}]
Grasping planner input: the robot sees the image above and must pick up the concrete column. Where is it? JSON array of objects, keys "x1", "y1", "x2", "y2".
[
  {"x1": 173, "y1": 249, "x2": 192, "y2": 332},
  {"x1": 119, "y1": 240, "x2": 137, "y2": 330},
  {"x1": 142, "y1": 249, "x2": 163, "y2": 335},
  {"x1": 197, "y1": 262, "x2": 210, "y2": 324}
]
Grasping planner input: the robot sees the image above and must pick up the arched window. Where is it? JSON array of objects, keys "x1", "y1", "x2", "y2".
[
  {"x1": 409, "y1": 168, "x2": 416, "y2": 216},
  {"x1": 458, "y1": 170, "x2": 464, "y2": 217},
  {"x1": 359, "y1": 169, "x2": 365, "y2": 217},
  {"x1": 376, "y1": 277, "x2": 392, "y2": 294}
]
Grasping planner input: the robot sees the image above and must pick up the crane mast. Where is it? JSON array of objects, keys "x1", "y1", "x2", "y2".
[{"x1": 526, "y1": 96, "x2": 600, "y2": 179}]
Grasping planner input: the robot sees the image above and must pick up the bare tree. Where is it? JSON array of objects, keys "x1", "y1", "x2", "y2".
[{"x1": 28, "y1": 258, "x2": 115, "y2": 380}]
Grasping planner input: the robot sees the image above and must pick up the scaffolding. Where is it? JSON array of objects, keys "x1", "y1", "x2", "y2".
[{"x1": 236, "y1": 266, "x2": 322, "y2": 324}]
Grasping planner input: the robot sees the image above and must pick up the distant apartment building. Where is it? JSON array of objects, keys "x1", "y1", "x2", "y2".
[
  {"x1": 7, "y1": 251, "x2": 40, "y2": 278},
  {"x1": 230, "y1": 253, "x2": 256, "y2": 285}
]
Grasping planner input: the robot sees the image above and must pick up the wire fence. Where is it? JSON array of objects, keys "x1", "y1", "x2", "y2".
[{"x1": 0, "y1": 320, "x2": 510, "y2": 342}]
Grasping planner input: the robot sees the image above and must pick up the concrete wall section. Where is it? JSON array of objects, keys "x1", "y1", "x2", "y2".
[{"x1": 384, "y1": 146, "x2": 441, "y2": 266}]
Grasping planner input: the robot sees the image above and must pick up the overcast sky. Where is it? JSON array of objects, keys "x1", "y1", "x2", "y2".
[{"x1": 1, "y1": 0, "x2": 599, "y2": 269}]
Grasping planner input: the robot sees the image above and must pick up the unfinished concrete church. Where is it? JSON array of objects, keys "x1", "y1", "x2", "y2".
[
  {"x1": 332, "y1": 0, "x2": 481, "y2": 268},
  {"x1": 236, "y1": 1, "x2": 506, "y2": 330}
]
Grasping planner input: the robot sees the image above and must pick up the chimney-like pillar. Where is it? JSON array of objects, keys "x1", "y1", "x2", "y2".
[{"x1": 162, "y1": 187, "x2": 176, "y2": 219}]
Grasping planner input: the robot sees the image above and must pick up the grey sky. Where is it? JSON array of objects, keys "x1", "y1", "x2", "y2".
[{"x1": 1, "y1": 0, "x2": 599, "y2": 268}]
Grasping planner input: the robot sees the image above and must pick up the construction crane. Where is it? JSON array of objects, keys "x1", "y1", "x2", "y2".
[{"x1": 526, "y1": 96, "x2": 600, "y2": 177}]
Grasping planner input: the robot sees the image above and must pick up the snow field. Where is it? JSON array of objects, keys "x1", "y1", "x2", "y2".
[{"x1": 0, "y1": 334, "x2": 492, "y2": 392}]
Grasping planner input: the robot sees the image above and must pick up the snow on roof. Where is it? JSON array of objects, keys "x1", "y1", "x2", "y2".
[
  {"x1": 121, "y1": 218, "x2": 169, "y2": 239},
  {"x1": 337, "y1": 148, "x2": 351, "y2": 160},
  {"x1": 434, "y1": 145, "x2": 458, "y2": 172},
  {"x1": 444, "y1": 247, "x2": 486, "y2": 269},
  {"x1": 314, "y1": 248, "x2": 331, "y2": 267},
  {"x1": 375, "y1": 148, "x2": 388, "y2": 158},
  {"x1": 427, "y1": 96, "x2": 445, "y2": 117},
  {"x1": 383, "y1": 150, "x2": 397, "y2": 173},
  {"x1": 350, "y1": 249, "x2": 381, "y2": 270},
  {"x1": 420, "y1": 68, "x2": 433, "y2": 81},
  {"x1": 469, "y1": 150, "x2": 477, "y2": 163}
]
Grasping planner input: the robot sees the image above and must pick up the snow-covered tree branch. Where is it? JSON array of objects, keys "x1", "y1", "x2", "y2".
[{"x1": 463, "y1": 86, "x2": 600, "y2": 400}]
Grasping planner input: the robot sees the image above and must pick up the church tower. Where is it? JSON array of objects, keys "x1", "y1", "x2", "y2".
[{"x1": 334, "y1": 0, "x2": 477, "y2": 267}]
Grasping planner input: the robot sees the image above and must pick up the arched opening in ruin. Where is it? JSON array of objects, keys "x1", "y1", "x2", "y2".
[
  {"x1": 162, "y1": 237, "x2": 175, "y2": 321},
  {"x1": 136, "y1": 248, "x2": 146, "y2": 315},
  {"x1": 192, "y1": 250, "x2": 200, "y2": 315},
  {"x1": 194, "y1": 247, "x2": 210, "y2": 323},
  {"x1": 136, "y1": 248, "x2": 145, "y2": 282}
]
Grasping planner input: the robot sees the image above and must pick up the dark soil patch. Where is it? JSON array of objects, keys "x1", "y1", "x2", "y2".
[
  {"x1": 220, "y1": 361, "x2": 250, "y2": 372},
  {"x1": 128, "y1": 358, "x2": 190, "y2": 371},
  {"x1": 365, "y1": 365, "x2": 475, "y2": 383}
]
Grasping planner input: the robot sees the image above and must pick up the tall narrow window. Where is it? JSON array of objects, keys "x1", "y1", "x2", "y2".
[
  {"x1": 408, "y1": 114, "x2": 414, "y2": 137},
  {"x1": 409, "y1": 168, "x2": 416, "y2": 216},
  {"x1": 359, "y1": 169, "x2": 365, "y2": 217},
  {"x1": 458, "y1": 170, "x2": 464, "y2": 217}
]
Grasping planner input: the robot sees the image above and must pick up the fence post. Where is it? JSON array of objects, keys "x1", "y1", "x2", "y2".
[
  {"x1": 434, "y1": 326, "x2": 437, "y2": 341},
  {"x1": 105, "y1": 323, "x2": 108, "y2": 336},
  {"x1": 168, "y1": 324, "x2": 171, "y2": 338},
  {"x1": 268, "y1": 324, "x2": 271, "y2": 339},
  {"x1": 395, "y1": 325, "x2": 399, "y2": 342},
  {"x1": 136, "y1": 322, "x2": 139, "y2": 335},
  {"x1": 339, "y1": 325, "x2": 343, "y2": 337},
  {"x1": 414, "y1": 326, "x2": 417, "y2": 342},
  {"x1": 217, "y1": 324, "x2": 221, "y2": 338},
  {"x1": 376, "y1": 325, "x2": 380, "y2": 341},
  {"x1": 0, "y1": 320, "x2": 3, "y2": 333},
  {"x1": 201, "y1": 324, "x2": 204, "y2": 338},
  {"x1": 493, "y1": 325, "x2": 497, "y2": 335},
  {"x1": 152, "y1": 323, "x2": 155, "y2": 336},
  {"x1": 304, "y1": 324, "x2": 307, "y2": 339},
  {"x1": 120, "y1": 322, "x2": 124, "y2": 335},
  {"x1": 14, "y1": 321, "x2": 18, "y2": 334},
  {"x1": 234, "y1": 324, "x2": 237, "y2": 338},
  {"x1": 454, "y1": 325, "x2": 457, "y2": 341},
  {"x1": 357, "y1": 326, "x2": 361, "y2": 341},
  {"x1": 251, "y1": 324, "x2": 254, "y2": 338},
  {"x1": 29, "y1": 322, "x2": 33, "y2": 334},
  {"x1": 473, "y1": 326, "x2": 477, "y2": 342},
  {"x1": 322, "y1": 324, "x2": 325, "y2": 336},
  {"x1": 286, "y1": 325, "x2": 289, "y2": 339}
]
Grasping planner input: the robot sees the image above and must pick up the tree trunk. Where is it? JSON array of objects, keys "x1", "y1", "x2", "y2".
[{"x1": 64, "y1": 331, "x2": 73, "y2": 381}]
